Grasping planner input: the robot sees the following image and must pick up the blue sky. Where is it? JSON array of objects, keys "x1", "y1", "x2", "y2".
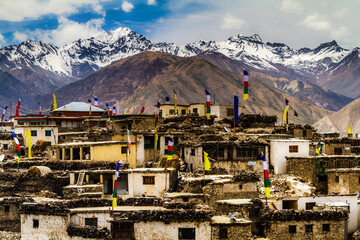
[{"x1": 0, "y1": 0, "x2": 359, "y2": 49}]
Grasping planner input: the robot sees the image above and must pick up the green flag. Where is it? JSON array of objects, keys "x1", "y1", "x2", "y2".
[{"x1": 294, "y1": 110, "x2": 298, "y2": 117}]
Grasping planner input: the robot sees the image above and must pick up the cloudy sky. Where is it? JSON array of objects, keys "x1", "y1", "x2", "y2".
[{"x1": 0, "y1": 0, "x2": 359, "y2": 49}]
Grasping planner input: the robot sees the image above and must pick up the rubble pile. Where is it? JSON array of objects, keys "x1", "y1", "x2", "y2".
[
  {"x1": 31, "y1": 140, "x2": 51, "y2": 154},
  {"x1": 232, "y1": 170, "x2": 260, "y2": 182},
  {"x1": 115, "y1": 209, "x2": 214, "y2": 222},
  {"x1": 263, "y1": 209, "x2": 349, "y2": 221},
  {"x1": 87, "y1": 130, "x2": 113, "y2": 142},
  {"x1": 239, "y1": 114, "x2": 277, "y2": 128},
  {"x1": 67, "y1": 225, "x2": 110, "y2": 239}
]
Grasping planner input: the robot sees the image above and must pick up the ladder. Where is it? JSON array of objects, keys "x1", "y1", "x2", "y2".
[{"x1": 76, "y1": 170, "x2": 86, "y2": 186}]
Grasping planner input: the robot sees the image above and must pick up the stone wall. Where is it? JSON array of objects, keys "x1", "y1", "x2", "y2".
[
  {"x1": 265, "y1": 219, "x2": 346, "y2": 240},
  {"x1": 286, "y1": 157, "x2": 317, "y2": 185},
  {"x1": 211, "y1": 223, "x2": 252, "y2": 240},
  {"x1": 327, "y1": 169, "x2": 360, "y2": 194}
]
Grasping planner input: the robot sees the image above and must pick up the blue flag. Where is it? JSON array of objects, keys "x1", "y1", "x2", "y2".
[{"x1": 234, "y1": 95, "x2": 239, "y2": 123}]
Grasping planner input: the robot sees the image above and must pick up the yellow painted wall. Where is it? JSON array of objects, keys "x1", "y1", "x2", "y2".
[
  {"x1": 90, "y1": 144, "x2": 137, "y2": 168},
  {"x1": 160, "y1": 105, "x2": 188, "y2": 117},
  {"x1": 189, "y1": 104, "x2": 206, "y2": 116}
]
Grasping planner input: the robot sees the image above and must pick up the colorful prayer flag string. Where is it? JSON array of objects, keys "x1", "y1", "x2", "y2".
[
  {"x1": 167, "y1": 137, "x2": 173, "y2": 161},
  {"x1": 205, "y1": 90, "x2": 211, "y2": 119},
  {"x1": 262, "y1": 155, "x2": 271, "y2": 197},
  {"x1": 112, "y1": 162, "x2": 121, "y2": 208},
  {"x1": 11, "y1": 132, "x2": 21, "y2": 164},
  {"x1": 243, "y1": 70, "x2": 249, "y2": 100}
]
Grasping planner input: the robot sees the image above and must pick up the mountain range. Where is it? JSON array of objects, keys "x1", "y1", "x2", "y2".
[{"x1": 0, "y1": 27, "x2": 359, "y2": 120}]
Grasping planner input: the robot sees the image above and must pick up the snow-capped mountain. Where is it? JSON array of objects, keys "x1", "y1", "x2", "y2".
[{"x1": 0, "y1": 27, "x2": 359, "y2": 99}]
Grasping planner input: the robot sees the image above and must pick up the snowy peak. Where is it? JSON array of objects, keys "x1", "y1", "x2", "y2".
[
  {"x1": 313, "y1": 40, "x2": 344, "y2": 54},
  {"x1": 228, "y1": 33, "x2": 263, "y2": 43}
]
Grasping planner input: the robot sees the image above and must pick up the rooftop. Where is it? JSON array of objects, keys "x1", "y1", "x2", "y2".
[
  {"x1": 211, "y1": 215, "x2": 251, "y2": 225},
  {"x1": 53, "y1": 102, "x2": 106, "y2": 112}
]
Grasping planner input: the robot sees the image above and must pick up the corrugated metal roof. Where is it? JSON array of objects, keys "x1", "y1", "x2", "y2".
[{"x1": 53, "y1": 102, "x2": 106, "y2": 112}]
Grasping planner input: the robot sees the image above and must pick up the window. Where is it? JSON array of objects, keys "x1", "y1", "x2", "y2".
[
  {"x1": 358, "y1": 176, "x2": 360, "y2": 184},
  {"x1": 226, "y1": 108, "x2": 234, "y2": 116},
  {"x1": 3, "y1": 144, "x2": 8, "y2": 150},
  {"x1": 191, "y1": 149, "x2": 196, "y2": 156},
  {"x1": 143, "y1": 176, "x2": 155, "y2": 185},
  {"x1": 306, "y1": 202, "x2": 316, "y2": 210},
  {"x1": 85, "y1": 218, "x2": 98, "y2": 228},
  {"x1": 181, "y1": 109, "x2": 186, "y2": 115},
  {"x1": 322, "y1": 223, "x2": 330, "y2": 232},
  {"x1": 219, "y1": 228, "x2": 228, "y2": 239},
  {"x1": 33, "y1": 219, "x2": 39, "y2": 228},
  {"x1": 335, "y1": 176, "x2": 339, "y2": 183},
  {"x1": 179, "y1": 228, "x2": 195, "y2": 239},
  {"x1": 169, "y1": 109, "x2": 175, "y2": 115},
  {"x1": 121, "y1": 146, "x2": 127, "y2": 154},
  {"x1": 45, "y1": 130, "x2": 51, "y2": 136},
  {"x1": 305, "y1": 225, "x2": 313, "y2": 233},
  {"x1": 289, "y1": 145, "x2": 298, "y2": 153},
  {"x1": 289, "y1": 225, "x2": 296, "y2": 233},
  {"x1": 144, "y1": 136, "x2": 159, "y2": 149},
  {"x1": 239, "y1": 184, "x2": 243, "y2": 190},
  {"x1": 334, "y1": 148, "x2": 342, "y2": 155},
  {"x1": 31, "y1": 130, "x2": 37, "y2": 137},
  {"x1": 4, "y1": 205, "x2": 9, "y2": 213},
  {"x1": 193, "y1": 108, "x2": 198, "y2": 113}
]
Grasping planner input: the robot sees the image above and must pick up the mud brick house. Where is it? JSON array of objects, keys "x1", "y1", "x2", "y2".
[
  {"x1": 210, "y1": 215, "x2": 252, "y2": 240},
  {"x1": 322, "y1": 138, "x2": 352, "y2": 155},
  {"x1": 64, "y1": 168, "x2": 176, "y2": 199},
  {"x1": 0, "y1": 132, "x2": 16, "y2": 153},
  {"x1": 327, "y1": 168, "x2": 360, "y2": 195},
  {"x1": 269, "y1": 139, "x2": 310, "y2": 174},
  {"x1": 179, "y1": 134, "x2": 268, "y2": 173},
  {"x1": 263, "y1": 209, "x2": 348, "y2": 240},
  {"x1": 287, "y1": 155, "x2": 360, "y2": 192}
]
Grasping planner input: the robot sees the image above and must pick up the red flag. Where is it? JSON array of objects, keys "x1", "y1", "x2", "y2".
[
  {"x1": 140, "y1": 106, "x2": 145, "y2": 114},
  {"x1": 15, "y1": 99, "x2": 21, "y2": 117}
]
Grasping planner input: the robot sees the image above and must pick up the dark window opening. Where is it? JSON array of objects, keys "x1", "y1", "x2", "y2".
[
  {"x1": 33, "y1": 219, "x2": 39, "y2": 228},
  {"x1": 323, "y1": 223, "x2": 330, "y2": 232},
  {"x1": 289, "y1": 225, "x2": 296, "y2": 233},
  {"x1": 179, "y1": 228, "x2": 195, "y2": 239},
  {"x1": 226, "y1": 108, "x2": 234, "y2": 116},
  {"x1": 3, "y1": 144, "x2": 8, "y2": 150},
  {"x1": 334, "y1": 148, "x2": 342, "y2": 155},
  {"x1": 85, "y1": 218, "x2": 98, "y2": 228},
  {"x1": 239, "y1": 184, "x2": 243, "y2": 190},
  {"x1": 31, "y1": 130, "x2": 37, "y2": 137},
  {"x1": 45, "y1": 130, "x2": 51, "y2": 136},
  {"x1": 306, "y1": 202, "x2": 316, "y2": 210},
  {"x1": 335, "y1": 176, "x2": 339, "y2": 183},
  {"x1": 4, "y1": 205, "x2": 9, "y2": 213},
  {"x1": 305, "y1": 225, "x2": 313, "y2": 233},
  {"x1": 191, "y1": 149, "x2": 196, "y2": 156},
  {"x1": 121, "y1": 146, "x2": 127, "y2": 154},
  {"x1": 143, "y1": 176, "x2": 155, "y2": 185},
  {"x1": 182, "y1": 197, "x2": 189, "y2": 202},
  {"x1": 219, "y1": 228, "x2": 228, "y2": 239},
  {"x1": 181, "y1": 109, "x2": 186, "y2": 115},
  {"x1": 193, "y1": 108, "x2": 198, "y2": 114}
]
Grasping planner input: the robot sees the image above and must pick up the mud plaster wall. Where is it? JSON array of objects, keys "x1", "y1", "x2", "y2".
[
  {"x1": 204, "y1": 182, "x2": 259, "y2": 207},
  {"x1": 213, "y1": 160, "x2": 263, "y2": 174},
  {"x1": 21, "y1": 214, "x2": 70, "y2": 240},
  {"x1": 70, "y1": 212, "x2": 111, "y2": 229},
  {"x1": 134, "y1": 221, "x2": 211, "y2": 240},
  {"x1": 0, "y1": 203, "x2": 20, "y2": 231},
  {"x1": 265, "y1": 219, "x2": 346, "y2": 240},
  {"x1": 211, "y1": 223, "x2": 252, "y2": 240},
  {"x1": 327, "y1": 171, "x2": 360, "y2": 195},
  {"x1": 324, "y1": 143, "x2": 352, "y2": 155},
  {"x1": 287, "y1": 157, "x2": 317, "y2": 186},
  {"x1": 215, "y1": 204, "x2": 253, "y2": 220}
]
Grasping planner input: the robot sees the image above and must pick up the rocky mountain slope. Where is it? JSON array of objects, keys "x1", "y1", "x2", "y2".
[{"x1": 47, "y1": 51, "x2": 331, "y2": 125}]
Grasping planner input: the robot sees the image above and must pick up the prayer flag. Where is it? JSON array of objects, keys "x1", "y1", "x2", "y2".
[
  {"x1": 52, "y1": 94, "x2": 57, "y2": 110},
  {"x1": 11, "y1": 132, "x2": 21, "y2": 164},
  {"x1": 15, "y1": 99, "x2": 21, "y2": 117},
  {"x1": 155, "y1": 101, "x2": 160, "y2": 128},
  {"x1": 262, "y1": 155, "x2": 271, "y2": 197},
  {"x1": 294, "y1": 110, "x2": 298, "y2": 117},
  {"x1": 88, "y1": 99, "x2": 91, "y2": 115},
  {"x1": 112, "y1": 106, "x2": 116, "y2": 116},
  {"x1": 166, "y1": 96, "x2": 170, "y2": 104},
  {"x1": 348, "y1": 124, "x2": 352, "y2": 135},
  {"x1": 1, "y1": 106, "x2": 8, "y2": 121},
  {"x1": 51, "y1": 129, "x2": 57, "y2": 147},
  {"x1": 112, "y1": 162, "x2": 121, "y2": 208},
  {"x1": 26, "y1": 130, "x2": 31, "y2": 158},
  {"x1": 174, "y1": 90, "x2": 178, "y2": 114},
  {"x1": 282, "y1": 99, "x2": 289, "y2": 131},
  {"x1": 243, "y1": 70, "x2": 249, "y2": 100},
  {"x1": 205, "y1": 90, "x2": 211, "y2": 119},
  {"x1": 167, "y1": 137, "x2": 173, "y2": 161},
  {"x1": 127, "y1": 129, "x2": 131, "y2": 157},
  {"x1": 105, "y1": 103, "x2": 111, "y2": 116},
  {"x1": 204, "y1": 151, "x2": 211, "y2": 171},
  {"x1": 234, "y1": 95, "x2": 239, "y2": 123},
  {"x1": 140, "y1": 106, "x2": 145, "y2": 114},
  {"x1": 315, "y1": 140, "x2": 323, "y2": 155},
  {"x1": 94, "y1": 97, "x2": 98, "y2": 107},
  {"x1": 154, "y1": 101, "x2": 160, "y2": 162},
  {"x1": 116, "y1": 101, "x2": 120, "y2": 115}
]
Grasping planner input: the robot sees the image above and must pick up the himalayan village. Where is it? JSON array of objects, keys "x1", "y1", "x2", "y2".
[{"x1": 0, "y1": 69, "x2": 356, "y2": 240}]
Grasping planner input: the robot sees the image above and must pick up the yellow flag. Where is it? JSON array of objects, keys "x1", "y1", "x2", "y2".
[
  {"x1": 52, "y1": 94, "x2": 57, "y2": 110},
  {"x1": 282, "y1": 106, "x2": 287, "y2": 121},
  {"x1": 348, "y1": 125, "x2": 352, "y2": 134},
  {"x1": 26, "y1": 130, "x2": 31, "y2": 158},
  {"x1": 204, "y1": 151, "x2": 211, "y2": 171}
]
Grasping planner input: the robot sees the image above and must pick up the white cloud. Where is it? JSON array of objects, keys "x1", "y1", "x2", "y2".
[
  {"x1": 13, "y1": 31, "x2": 29, "y2": 42},
  {"x1": 220, "y1": 13, "x2": 245, "y2": 30},
  {"x1": 298, "y1": 13, "x2": 331, "y2": 31},
  {"x1": 330, "y1": 26, "x2": 350, "y2": 40},
  {"x1": 157, "y1": 18, "x2": 164, "y2": 23},
  {"x1": 333, "y1": 8, "x2": 348, "y2": 20},
  {"x1": 148, "y1": 0, "x2": 156, "y2": 5},
  {"x1": 145, "y1": 29, "x2": 151, "y2": 32},
  {"x1": 121, "y1": 1, "x2": 134, "y2": 12},
  {"x1": 0, "y1": 34, "x2": 5, "y2": 47},
  {"x1": 23, "y1": 17, "x2": 105, "y2": 46},
  {"x1": 280, "y1": 0, "x2": 303, "y2": 14},
  {"x1": 0, "y1": 0, "x2": 108, "y2": 22}
]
